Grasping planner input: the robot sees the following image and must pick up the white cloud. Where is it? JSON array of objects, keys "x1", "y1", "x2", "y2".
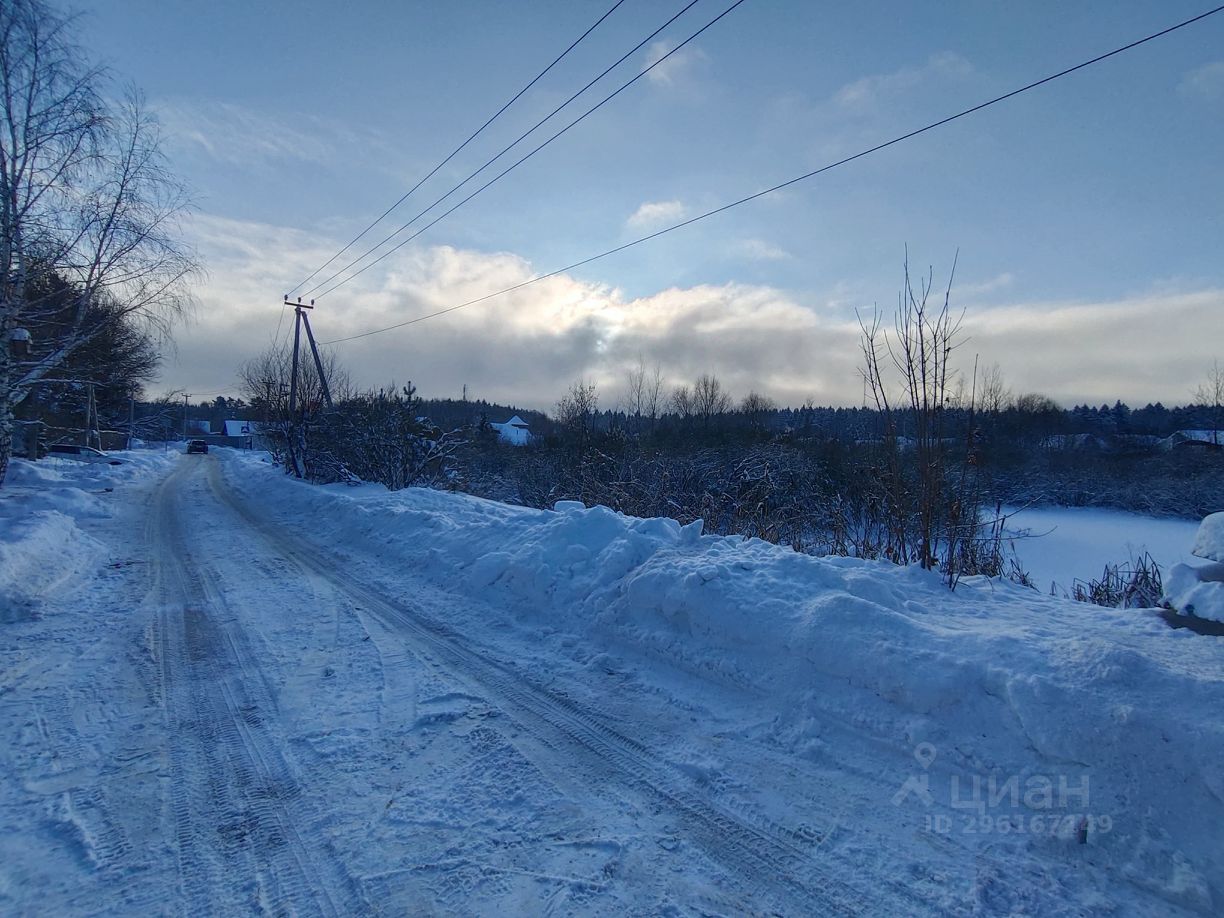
[
  {"x1": 643, "y1": 39, "x2": 708, "y2": 88},
  {"x1": 959, "y1": 290, "x2": 1224, "y2": 405},
  {"x1": 834, "y1": 52, "x2": 973, "y2": 110},
  {"x1": 732, "y1": 238, "x2": 791, "y2": 262},
  {"x1": 151, "y1": 99, "x2": 404, "y2": 175},
  {"x1": 958, "y1": 272, "x2": 1015, "y2": 297},
  {"x1": 163, "y1": 213, "x2": 1224, "y2": 412},
  {"x1": 626, "y1": 199, "x2": 687, "y2": 230},
  {"x1": 1178, "y1": 61, "x2": 1224, "y2": 99},
  {"x1": 153, "y1": 99, "x2": 333, "y2": 168}
]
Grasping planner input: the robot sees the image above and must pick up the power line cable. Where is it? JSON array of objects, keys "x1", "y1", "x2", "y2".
[
  {"x1": 306, "y1": 0, "x2": 717, "y2": 298},
  {"x1": 272, "y1": 301, "x2": 288, "y2": 348},
  {"x1": 320, "y1": 4, "x2": 1224, "y2": 345},
  {"x1": 286, "y1": 0, "x2": 629, "y2": 297}
]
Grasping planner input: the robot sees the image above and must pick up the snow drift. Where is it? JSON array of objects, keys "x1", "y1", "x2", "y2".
[
  {"x1": 0, "y1": 452, "x2": 173, "y2": 618},
  {"x1": 1164, "y1": 511, "x2": 1224, "y2": 624}
]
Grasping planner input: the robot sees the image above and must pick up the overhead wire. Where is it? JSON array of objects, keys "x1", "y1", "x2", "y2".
[
  {"x1": 319, "y1": 4, "x2": 1224, "y2": 345},
  {"x1": 306, "y1": 0, "x2": 720, "y2": 299},
  {"x1": 285, "y1": 0, "x2": 630, "y2": 297}
]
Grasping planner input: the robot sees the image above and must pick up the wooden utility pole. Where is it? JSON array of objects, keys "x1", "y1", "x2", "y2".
[
  {"x1": 287, "y1": 300, "x2": 304, "y2": 478},
  {"x1": 281, "y1": 295, "x2": 333, "y2": 478},
  {"x1": 183, "y1": 393, "x2": 190, "y2": 440}
]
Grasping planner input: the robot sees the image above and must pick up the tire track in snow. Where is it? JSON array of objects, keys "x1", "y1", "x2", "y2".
[
  {"x1": 205, "y1": 461, "x2": 942, "y2": 916},
  {"x1": 148, "y1": 461, "x2": 368, "y2": 915}
]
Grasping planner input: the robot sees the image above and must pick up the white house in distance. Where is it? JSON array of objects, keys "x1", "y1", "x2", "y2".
[{"x1": 490, "y1": 415, "x2": 532, "y2": 446}]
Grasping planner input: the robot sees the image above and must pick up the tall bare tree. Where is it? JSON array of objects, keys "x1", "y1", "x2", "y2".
[
  {"x1": 621, "y1": 355, "x2": 647, "y2": 434},
  {"x1": 859, "y1": 252, "x2": 965, "y2": 573},
  {"x1": 0, "y1": 0, "x2": 197, "y2": 481},
  {"x1": 238, "y1": 343, "x2": 351, "y2": 419},
  {"x1": 643, "y1": 361, "x2": 664, "y2": 431},
  {"x1": 692, "y1": 373, "x2": 732, "y2": 429},
  {"x1": 1194, "y1": 359, "x2": 1224, "y2": 446},
  {"x1": 977, "y1": 362, "x2": 1011, "y2": 415},
  {"x1": 670, "y1": 383, "x2": 694, "y2": 422},
  {"x1": 620, "y1": 354, "x2": 665, "y2": 436},
  {"x1": 739, "y1": 390, "x2": 776, "y2": 433}
]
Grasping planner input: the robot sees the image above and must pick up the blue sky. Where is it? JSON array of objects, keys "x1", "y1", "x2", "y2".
[{"x1": 69, "y1": 0, "x2": 1224, "y2": 409}]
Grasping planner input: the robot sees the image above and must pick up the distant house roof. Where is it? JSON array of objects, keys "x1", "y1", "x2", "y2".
[
  {"x1": 490, "y1": 415, "x2": 531, "y2": 446},
  {"x1": 1162, "y1": 429, "x2": 1223, "y2": 450}
]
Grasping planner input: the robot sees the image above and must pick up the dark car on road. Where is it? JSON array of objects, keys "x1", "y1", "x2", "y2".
[{"x1": 187, "y1": 439, "x2": 208, "y2": 454}]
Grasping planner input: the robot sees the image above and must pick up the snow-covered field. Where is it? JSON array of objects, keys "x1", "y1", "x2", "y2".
[
  {"x1": 1, "y1": 448, "x2": 1221, "y2": 915},
  {"x1": 1000, "y1": 505, "x2": 1204, "y2": 595}
]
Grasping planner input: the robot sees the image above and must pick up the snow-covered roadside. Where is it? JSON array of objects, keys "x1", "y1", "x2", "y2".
[
  {"x1": 222, "y1": 450, "x2": 1224, "y2": 913},
  {"x1": 0, "y1": 452, "x2": 175, "y2": 618},
  {"x1": 0, "y1": 449, "x2": 181, "y2": 912}
]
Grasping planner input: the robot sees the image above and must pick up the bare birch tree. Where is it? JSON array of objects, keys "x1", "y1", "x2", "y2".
[
  {"x1": 0, "y1": 0, "x2": 197, "y2": 481},
  {"x1": 621, "y1": 354, "x2": 665, "y2": 436},
  {"x1": 622, "y1": 355, "x2": 647, "y2": 434}
]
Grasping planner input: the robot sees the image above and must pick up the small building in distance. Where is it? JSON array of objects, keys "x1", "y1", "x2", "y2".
[
  {"x1": 489, "y1": 415, "x2": 532, "y2": 446},
  {"x1": 1161, "y1": 429, "x2": 1223, "y2": 451}
]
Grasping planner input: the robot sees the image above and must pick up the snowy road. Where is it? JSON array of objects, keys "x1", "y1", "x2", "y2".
[
  {"x1": 2, "y1": 452, "x2": 1219, "y2": 915},
  {"x1": 174, "y1": 457, "x2": 888, "y2": 914},
  {"x1": 147, "y1": 459, "x2": 367, "y2": 913}
]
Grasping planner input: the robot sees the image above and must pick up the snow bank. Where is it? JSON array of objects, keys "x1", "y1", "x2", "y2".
[
  {"x1": 1164, "y1": 563, "x2": 1224, "y2": 623},
  {"x1": 222, "y1": 452, "x2": 1224, "y2": 908},
  {"x1": 1191, "y1": 512, "x2": 1224, "y2": 562},
  {"x1": 0, "y1": 451, "x2": 174, "y2": 618},
  {"x1": 1162, "y1": 513, "x2": 1224, "y2": 624}
]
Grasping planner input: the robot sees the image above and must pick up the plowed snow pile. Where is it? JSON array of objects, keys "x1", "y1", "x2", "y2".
[
  {"x1": 0, "y1": 452, "x2": 174, "y2": 617},
  {"x1": 224, "y1": 450, "x2": 1224, "y2": 912}
]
